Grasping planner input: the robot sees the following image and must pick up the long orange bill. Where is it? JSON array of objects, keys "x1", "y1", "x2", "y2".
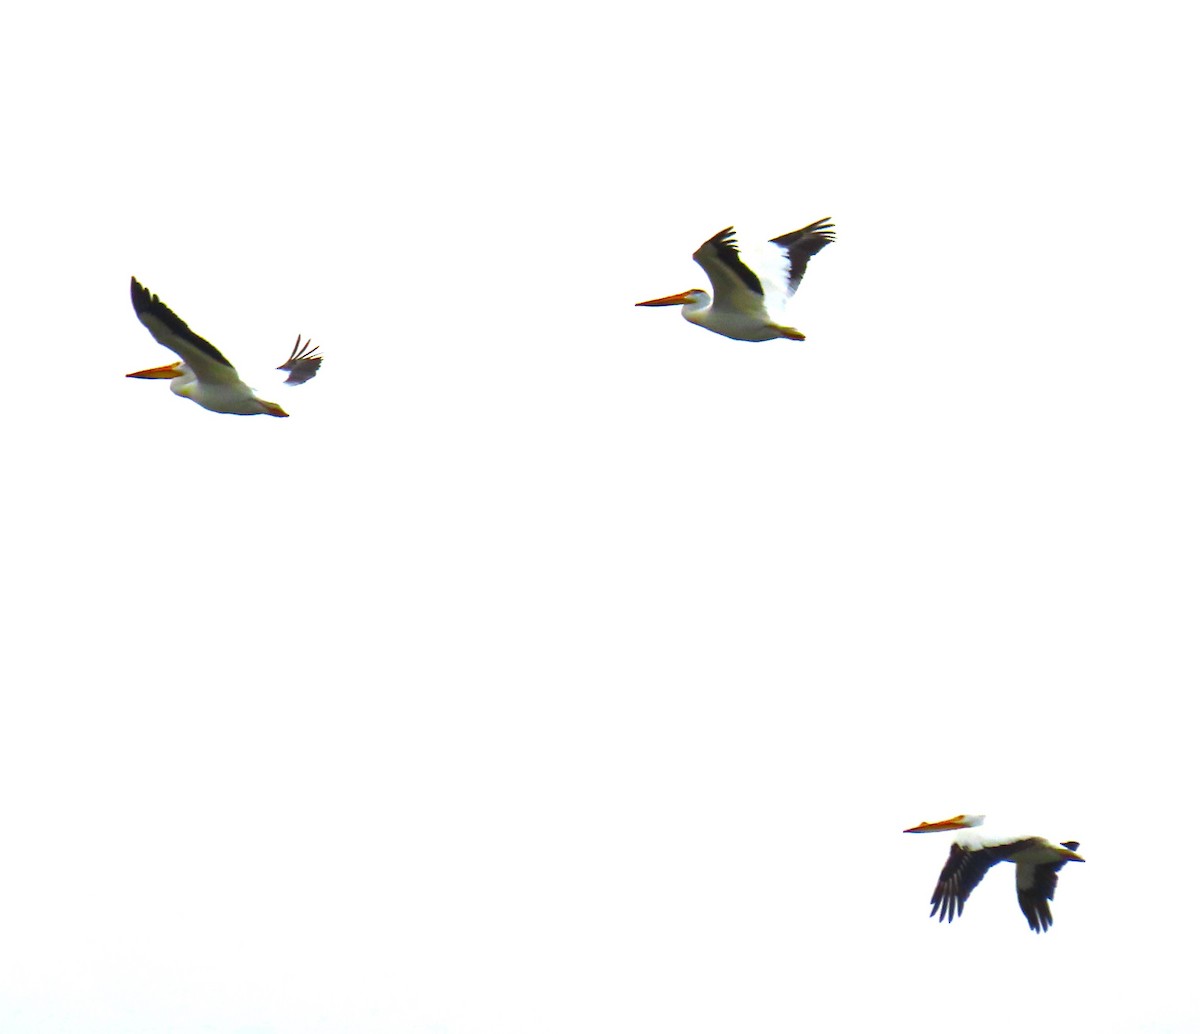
[
  {"x1": 635, "y1": 292, "x2": 692, "y2": 307},
  {"x1": 903, "y1": 816, "x2": 969, "y2": 833},
  {"x1": 126, "y1": 363, "x2": 182, "y2": 379}
]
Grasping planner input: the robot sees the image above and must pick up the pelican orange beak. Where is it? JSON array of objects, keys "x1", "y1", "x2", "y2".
[
  {"x1": 126, "y1": 363, "x2": 182, "y2": 379},
  {"x1": 903, "y1": 816, "x2": 972, "y2": 833},
  {"x1": 258, "y1": 400, "x2": 289, "y2": 418},
  {"x1": 635, "y1": 292, "x2": 692, "y2": 307}
]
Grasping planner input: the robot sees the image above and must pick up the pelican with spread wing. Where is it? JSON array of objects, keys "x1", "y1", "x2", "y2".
[
  {"x1": 127, "y1": 277, "x2": 323, "y2": 417},
  {"x1": 904, "y1": 814, "x2": 1085, "y2": 933},
  {"x1": 636, "y1": 218, "x2": 835, "y2": 341}
]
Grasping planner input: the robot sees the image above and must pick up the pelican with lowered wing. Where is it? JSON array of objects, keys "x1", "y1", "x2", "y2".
[{"x1": 904, "y1": 814, "x2": 1084, "y2": 933}]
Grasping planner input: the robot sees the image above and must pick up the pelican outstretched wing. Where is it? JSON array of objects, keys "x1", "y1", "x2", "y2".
[
  {"x1": 1015, "y1": 846, "x2": 1079, "y2": 933},
  {"x1": 277, "y1": 335, "x2": 324, "y2": 385},
  {"x1": 130, "y1": 277, "x2": 241, "y2": 386},
  {"x1": 769, "y1": 218, "x2": 836, "y2": 297},
  {"x1": 692, "y1": 227, "x2": 770, "y2": 321},
  {"x1": 929, "y1": 841, "x2": 1032, "y2": 923}
]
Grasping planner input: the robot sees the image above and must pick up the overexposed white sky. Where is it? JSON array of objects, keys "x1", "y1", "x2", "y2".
[{"x1": 3, "y1": 2, "x2": 1198, "y2": 1032}]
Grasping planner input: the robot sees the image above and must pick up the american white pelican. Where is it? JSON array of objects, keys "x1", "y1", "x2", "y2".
[
  {"x1": 904, "y1": 814, "x2": 1084, "y2": 933},
  {"x1": 127, "y1": 277, "x2": 323, "y2": 417},
  {"x1": 635, "y1": 218, "x2": 835, "y2": 341}
]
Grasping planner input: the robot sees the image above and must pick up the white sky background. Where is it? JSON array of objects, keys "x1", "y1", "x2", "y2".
[{"x1": 1, "y1": 1, "x2": 1198, "y2": 1031}]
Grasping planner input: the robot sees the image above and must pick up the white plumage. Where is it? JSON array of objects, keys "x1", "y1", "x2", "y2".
[
  {"x1": 636, "y1": 218, "x2": 835, "y2": 341},
  {"x1": 127, "y1": 277, "x2": 323, "y2": 417},
  {"x1": 904, "y1": 813, "x2": 1085, "y2": 932}
]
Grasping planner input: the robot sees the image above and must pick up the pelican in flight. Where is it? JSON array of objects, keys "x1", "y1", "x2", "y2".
[
  {"x1": 635, "y1": 218, "x2": 835, "y2": 341},
  {"x1": 904, "y1": 814, "x2": 1084, "y2": 932},
  {"x1": 127, "y1": 277, "x2": 323, "y2": 417}
]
